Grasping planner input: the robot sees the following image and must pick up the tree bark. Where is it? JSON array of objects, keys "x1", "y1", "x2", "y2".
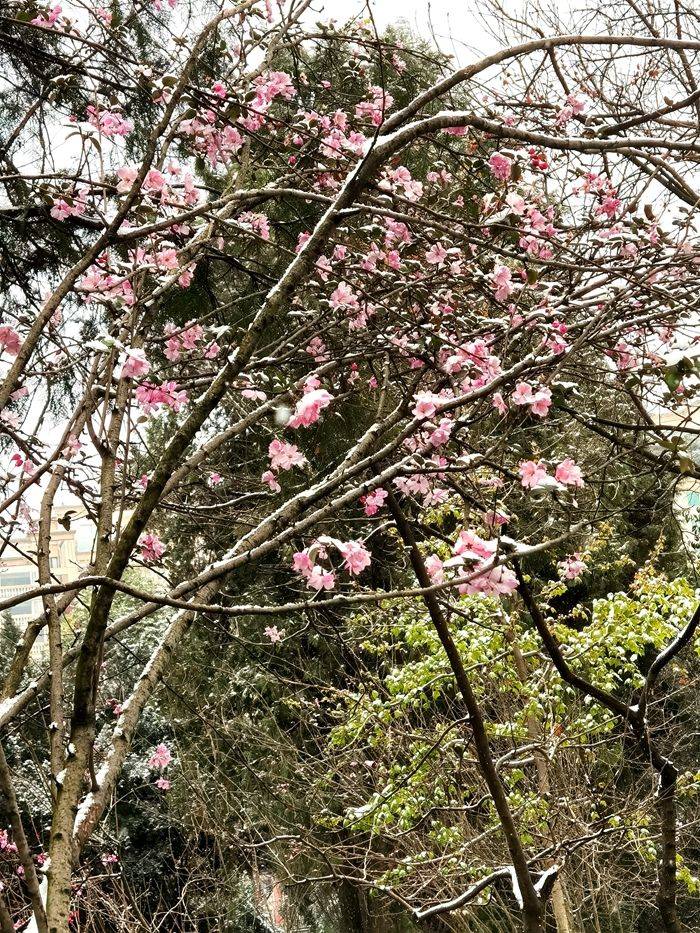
[{"x1": 387, "y1": 492, "x2": 545, "y2": 932}]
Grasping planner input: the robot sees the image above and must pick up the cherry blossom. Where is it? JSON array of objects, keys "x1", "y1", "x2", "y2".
[
  {"x1": 288, "y1": 388, "x2": 333, "y2": 428},
  {"x1": 488, "y1": 152, "x2": 512, "y2": 181},
  {"x1": 555, "y1": 458, "x2": 584, "y2": 487},
  {"x1": 558, "y1": 553, "x2": 586, "y2": 579},
  {"x1": 337, "y1": 540, "x2": 372, "y2": 576},
  {"x1": 518, "y1": 460, "x2": 548, "y2": 489},
  {"x1": 0, "y1": 326, "x2": 20, "y2": 357},
  {"x1": 147, "y1": 743, "x2": 172, "y2": 770},
  {"x1": 268, "y1": 439, "x2": 306, "y2": 471},
  {"x1": 361, "y1": 488, "x2": 388, "y2": 516},
  {"x1": 139, "y1": 532, "x2": 165, "y2": 563},
  {"x1": 119, "y1": 348, "x2": 150, "y2": 380}
]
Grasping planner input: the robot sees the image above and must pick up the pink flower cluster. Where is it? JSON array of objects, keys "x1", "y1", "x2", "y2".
[
  {"x1": 148, "y1": 743, "x2": 172, "y2": 770},
  {"x1": 491, "y1": 265, "x2": 513, "y2": 302},
  {"x1": 518, "y1": 458, "x2": 584, "y2": 489},
  {"x1": 148, "y1": 743, "x2": 173, "y2": 787},
  {"x1": 361, "y1": 488, "x2": 388, "y2": 516},
  {"x1": 264, "y1": 625, "x2": 285, "y2": 643},
  {"x1": 135, "y1": 381, "x2": 188, "y2": 414},
  {"x1": 452, "y1": 529, "x2": 518, "y2": 597},
  {"x1": 164, "y1": 321, "x2": 219, "y2": 361},
  {"x1": 119, "y1": 348, "x2": 150, "y2": 380},
  {"x1": 292, "y1": 537, "x2": 372, "y2": 590},
  {"x1": 179, "y1": 111, "x2": 244, "y2": 168},
  {"x1": 31, "y1": 3, "x2": 62, "y2": 27},
  {"x1": 139, "y1": 532, "x2": 165, "y2": 563},
  {"x1": 288, "y1": 385, "x2": 333, "y2": 428},
  {"x1": 51, "y1": 191, "x2": 87, "y2": 221},
  {"x1": 241, "y1": 71, "x2": 296, "y2": 131},
  {"x1": 488, "y1": 152, "x2": 512, "y2": 182},
  {"x1": 79, "y1": 263, "x2": 135, "y2": 306},
  {"x1": 511, "y1": 381, "x2": 552, "y2": 417},
  {"x1": 355, "y1": 86, "x2": 395, "y2": 126},
  {"x1": 268, "y1": 438, "x2": 306, "y2": 472},
  {"x1": 0, "y1": 326, "x2": 21, "y2": 357},
  {"x1": 238, "y1": 212, "x2": 271, "y2": 241},
  {"x1": 86, "y1": 105, "x2": 133, "y2": 137},
  {"x1": 559, "y1": 553, "x2": 586, "y2": 580}
]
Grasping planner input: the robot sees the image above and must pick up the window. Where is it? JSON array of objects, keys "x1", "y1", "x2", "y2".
[
  {"x1": 0, "y1": 570, "x2": 34, "y2": 587},
  {"x1": 686, "y1": 491, "x2": 700, "y2": 507},
  {"x1": 9, "y1": 599, "x2": 35, "y2": 617}
]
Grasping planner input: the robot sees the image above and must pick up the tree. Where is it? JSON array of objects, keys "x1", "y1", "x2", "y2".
[{"x1": 1, "y1": 0, "x2": 700, "y2": 930}]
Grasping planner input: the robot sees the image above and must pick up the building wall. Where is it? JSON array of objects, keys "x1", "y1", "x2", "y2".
[{"x1": 0, "y1": 509, "x2": 95, "y2": 630}]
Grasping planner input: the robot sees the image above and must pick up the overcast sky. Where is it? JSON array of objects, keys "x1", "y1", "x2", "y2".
[{"x1": 316, "y1": 0, "x2": 501, "y2": 63}]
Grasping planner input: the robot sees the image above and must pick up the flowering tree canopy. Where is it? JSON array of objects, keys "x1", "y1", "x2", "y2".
[{"x1": 2, "y1": 0, "x2": 700, "y2": 930}]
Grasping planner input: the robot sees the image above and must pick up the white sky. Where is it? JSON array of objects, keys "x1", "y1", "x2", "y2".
[{"x1": 318, "y1": 0, "x2": 500, "y2": 62}]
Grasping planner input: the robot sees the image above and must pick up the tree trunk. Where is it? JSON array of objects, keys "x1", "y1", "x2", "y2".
[
  {"x1": 508, "y1": 627, "x2": 577, "y2": 933},
  {"x1": 656, "y1": 766, "x2": 682, "y2": 933}
]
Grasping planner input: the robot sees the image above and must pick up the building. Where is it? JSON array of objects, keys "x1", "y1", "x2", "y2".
[{"x1": 0, "y1": 506, "x2": 96, "y2": 628}]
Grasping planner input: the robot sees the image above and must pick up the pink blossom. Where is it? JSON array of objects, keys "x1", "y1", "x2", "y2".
[
  {"x1": 264, "y1": 625, "x2": 285, "y2": 643},
  {"x1": 425, "y1": 554, "x2": 444, "y2": 583},
  {"x1": 116, "y1": 166, "x2": 138, "y2": 193},
  {"x1": 135, "y1": 381, "x2": 188, "y2": 414},
  {"x1": 212, "y1": 81, "x2": 227, "y2": 98},
  {"x1": 209, "y1": 472, "x2": 222, "y2": 486},
  {"x1": 262, "y1": 470, "x2": 281, "y2": 492},
  {"x1": 362, "y1": 488, "x2": 388, "y2": 516},
  {"x1": 454, "y1": 529, "x2": 494, "y2": 561},
  {"x1": 554, "y1": 458, "x2": 584, "y2": 487},
  {"x1": 530, "y1": 387, "x2": 552, "y2": 417},
  {"x1": 307, "y1": 566, "x2": 335, "y2": 590},
  {"x1": 0, "y1": 326, "x2": 21, "y2": 357},
  {"x1": 87, "y1": 105, "x2": 133, "y2": 137},
  {"x1": 180, "y1": 322, "x2": 203, "y2": 350},
  {"x1": 597, "y1": 194, "x2": 621, "y2": 219},
  {"x1": 292, "y1": 550, "x2": 314, "y2": 575},
  {"x1": 461, "y1": 565, "x2": 518, "y2": 597},
  {"x1": 518, "y1": 460, "x2": 548, "y2": 489},
  {"x1": 143, "y1": 169, "x2": 166, "y2": 192},
  {"x1": 330, "y1": 282, "x2": 358, "y2": 310},
  {"x1": 268, "y1": 439, "x2": 306, "y2": 471},
  {"x1": 119, "y1": 348, "x2": 150, "y2": 380},
  {"x1": 506, "y1": 192, "x2": 526, "y2": 215},
  {"x1": 491, "y1": 265, "x2": 513, "y2": 301},
  {"x1": 139, "y1": 532, "x2": 165, "y2": 563},
  {"x1": 288, "y1": 388, "x2": 333, "y2": 428},
  {"x1": 512, "y1": 382, "x2": 535, "y2": 406},
  {"x1": 50, "y1": 199, "x2": 76, "y2": 221},
  {"x1": 484, "y1": 509, "x2": 510, "y2": 527},
  {"x1": 155, "y1": 778, "x2": 171, "y2": 791},
  {"x1": 238, "y1": 212, "x2": 270, "y2": 241},
  {"x1": 62, "y1": 434, "x2": 82, "y2": 458},
  {"x1": 429, "y1": 418, "x2": 453, "y2": 447},
  {"x1": 413, "y1": 392, "x2": 441, "y2": 419},
  {"x1": 10, "y1": 452, "x2": 33, "y2": 474},
  {"x1": 337, "y1": 540, "x2": 371, "y2": 576},
  {"x1": 148, "y1": 743, "x2": 172, "y2": 770},
  {"x1": 488, "y1": 152, "x2": 512, "y2": 181},
  {"x1": 155, "y1": 248, "x2": 179, "y2": 270},
  {"x1": 425, "y1": 242, "x2": 447, "y2": 265},
  {"x1": 492, "y1": 392, "x2": 508, "y2": 415},
  {"x1": 558, "y1": 553, "x2": 586, "y2": 579}
]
